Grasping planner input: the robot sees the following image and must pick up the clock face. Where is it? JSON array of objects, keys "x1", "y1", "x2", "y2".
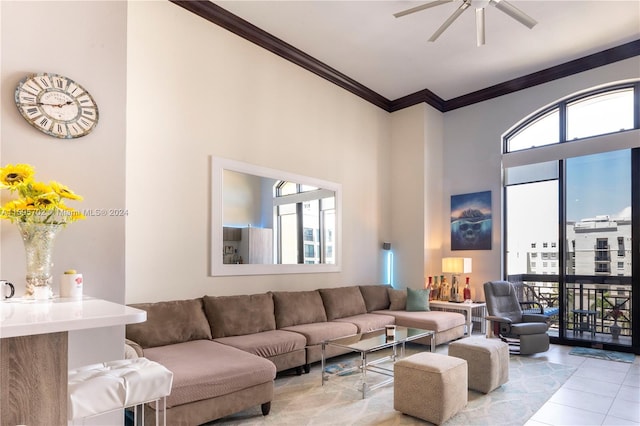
[{"x1": 14, "y1": 73, "x2": 99, "y2": 139}]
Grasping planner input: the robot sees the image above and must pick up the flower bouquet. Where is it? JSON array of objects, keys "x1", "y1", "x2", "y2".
[{"x1": 0, "y1": 163, "x2": 84, "y2": 298}]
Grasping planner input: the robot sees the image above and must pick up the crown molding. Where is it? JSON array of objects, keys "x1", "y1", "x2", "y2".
[
  {"x1": 171, "y1": 1, "x2": 640, "y2": 114},
  {"x1": 443, "y1": 39, "x2": 640, "y2": 112}
]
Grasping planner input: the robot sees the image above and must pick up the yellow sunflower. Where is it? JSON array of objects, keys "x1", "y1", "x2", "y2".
[
  {"x1": 28, "y1": 181, "x2": 55, "y2": 197},
  {"x1": 0, "y1": 163, "x2": 83, "y2": 225},
  {"x1": 0, "y1": 163, "x2": 35, "y2": 190},
  {"x1": 0, "y1": 198, "x2": 37, "y2": 221},
  {"x1": 33, "y1": 192, "x2": 59, "y2": 210},
  {"x1": 50, "y1": 181, "x2": 83, "y2": 201},
  {"x1": 58, "y1": 204, "x2": 86, "y2": 222}
]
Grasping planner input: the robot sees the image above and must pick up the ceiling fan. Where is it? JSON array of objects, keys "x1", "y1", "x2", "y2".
[{"x1": 394, "y1": 0, "x2": 537, "y2": 46}]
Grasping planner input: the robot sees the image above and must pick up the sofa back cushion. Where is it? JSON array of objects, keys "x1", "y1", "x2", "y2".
[
  {"x1": 319, "y1": 286, "x2": 367, "y2": 320},
  {"x1": 203, "y1": 293, "x2": 276, "y2": 338},
  {"x1": 388, "y1": 288, "x2": 407, "y2": 310},
  {"x1": 126, "y1": 298, "x2": 212, "y2": 348},
  {"x1": 359, "y1": 285, "x2": 391, "y2": 312},
  {"x1": 272, "y1": 290, "x2": 327, "y2": 328}
]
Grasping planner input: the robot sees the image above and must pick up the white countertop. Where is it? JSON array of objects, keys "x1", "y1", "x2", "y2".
[{"x1": 0, "y1": 296, "x2": 146, "y2": 338}]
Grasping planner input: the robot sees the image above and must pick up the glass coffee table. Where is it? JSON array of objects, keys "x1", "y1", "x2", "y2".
[{"x1": 321, "y1": 326, "x2": 435, "y2": 398}]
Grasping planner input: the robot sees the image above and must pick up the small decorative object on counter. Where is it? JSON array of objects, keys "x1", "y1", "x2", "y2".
[
  {"x1": 450, "y1": 275, "x2": 461, "y2": 302},
  {"x1": 440, "y1": 276, "x2": 449, "y2": 301},
  {"x1": 61, "y1": 269, "x2": 83, "y2": 299},
  {"x1": 432, "y1": 276, "x2": 440, "y2": 301},
  {"x1": 463, "y1": 277, "x2": 472, "y2": 303}
]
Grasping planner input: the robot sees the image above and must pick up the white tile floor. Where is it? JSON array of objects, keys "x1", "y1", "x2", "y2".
[{"x1": 524, "y1": 345, "x2": 640, "y2": 426}]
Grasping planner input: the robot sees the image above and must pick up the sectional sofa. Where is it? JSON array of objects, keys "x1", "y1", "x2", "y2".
[{"x1": 125, "y1": 284, "x2": 466, "y2": 426}]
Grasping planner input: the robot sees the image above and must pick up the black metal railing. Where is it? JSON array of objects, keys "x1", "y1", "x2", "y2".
[{"x1": 507, "y1": 274, "x2": 633, "y2": 338}]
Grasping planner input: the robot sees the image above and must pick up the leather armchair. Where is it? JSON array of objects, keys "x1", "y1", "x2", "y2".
[{"x1": 484, "y1": 280, "x2": 550, "y2": 355}]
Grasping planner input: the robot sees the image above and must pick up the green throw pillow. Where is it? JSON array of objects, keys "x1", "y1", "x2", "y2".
[{"x1": 406, "y1": 288, "x2": 430, "y2": 312}]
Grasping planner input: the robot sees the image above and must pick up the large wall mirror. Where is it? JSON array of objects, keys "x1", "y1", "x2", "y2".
[{"x1": 210, "y1": 156, "x2": 342, "y2": 276}]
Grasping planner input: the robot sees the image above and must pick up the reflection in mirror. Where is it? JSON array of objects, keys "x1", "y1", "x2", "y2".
[{"x1": 211, "y1": 157, "x2": 341, "y2": 276}]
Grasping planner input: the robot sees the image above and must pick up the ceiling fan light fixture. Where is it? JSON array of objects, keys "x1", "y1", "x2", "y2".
[{"x1": 394, "y1": 0, "x2": 537, "y2": 45}]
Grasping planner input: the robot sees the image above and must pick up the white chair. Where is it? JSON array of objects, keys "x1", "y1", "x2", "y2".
[{"x1": 68, "y1": 357, "x2": 173, "y2": 426}]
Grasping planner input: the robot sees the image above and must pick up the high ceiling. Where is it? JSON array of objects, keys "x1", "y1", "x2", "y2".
[{"x1": 214, "y1": 1, "x2": 640, "y2": 102}]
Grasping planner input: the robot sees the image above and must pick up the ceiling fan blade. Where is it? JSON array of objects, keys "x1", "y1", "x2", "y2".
[
  {"x1": 428, "y1": 1, "x2": 470, "y2": 42},
  {"x1": 476, "y1": 8, "x2": 485, "y2": 46},
  {"x1": 394, "y1": 0, "x2": 454, "y2": 18},
  {"x1": 491, "y1": 0, "x2": 537, "y2": 29}
]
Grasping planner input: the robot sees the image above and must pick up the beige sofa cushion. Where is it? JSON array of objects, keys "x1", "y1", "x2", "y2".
[
  {"x1": 388, "y1": 288, "x2": 407, "y2": 310},
  {"x1": 126, "y1": 298, "x2": 212, "y2": 348},
  {"x1": 318, "y1": 286, "x2": 367, "y2": 320},
  {"x1": 272, "y1": 290, "x2": 327, "y2": 328},
  {"x1": 143, "y1": 340, "x2": 276, "y2": 408},
  {"x1": 214, "y1": 329, "x2": 306, "y2": 359},
  {"x1": 359, "y1": 285, "x2": 391, "y2": 312},
  {"x1": 203, "y1": 293, "x2": 276, "y2": 338}
]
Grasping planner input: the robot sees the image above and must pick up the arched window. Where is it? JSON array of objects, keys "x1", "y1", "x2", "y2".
[
  {"x1": 505, "y1": 83, "x2": 637, "y2": 154},
  {"x1": 502, "y1": 81, "x2": 639, "y2": 352}
]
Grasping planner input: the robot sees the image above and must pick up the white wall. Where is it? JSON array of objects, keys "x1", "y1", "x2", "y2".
[
  {"x1": 442, "y1": 56, "x2": 640, "y2": 300},
  {"x1": 1, "y1": 1, "x2": 127, "y2": 370},
  {"x1": 125, "y1": 1, "x2": 392, "y2": 303},
  {"x1": 1, "y1": 2, "x2": 127, "y2": 422},
  {"x1": 389, "y1": 103, "x2": 445, "y2": 289}
]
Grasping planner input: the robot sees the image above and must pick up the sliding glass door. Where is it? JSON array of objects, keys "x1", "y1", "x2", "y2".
[
  {"x1": 564, "y1": 150, "x2": 632, "y2": 347},
  {"x1": 505, "y1": 149, "x2": 635, "y2": 350}
]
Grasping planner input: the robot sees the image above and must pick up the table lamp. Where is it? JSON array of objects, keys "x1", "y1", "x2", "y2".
[{"x1": 442, "y1": 257, "x2": 472, "y2": 302}]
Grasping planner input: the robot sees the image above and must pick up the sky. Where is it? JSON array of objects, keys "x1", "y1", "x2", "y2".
[{"x1": 566, "y1": 149, "x2": 631, "y2": 222}]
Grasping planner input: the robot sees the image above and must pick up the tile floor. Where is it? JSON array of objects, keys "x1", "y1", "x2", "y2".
[{"x1": 523, "y1": 345, "x2": 640, "y2": 426}]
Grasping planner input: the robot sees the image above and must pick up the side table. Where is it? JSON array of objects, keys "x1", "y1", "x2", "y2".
[
  {"x1": 429, "y1": 301, "x2": 487, "y2": 336},
  {"x1": 571, "y1": 309, "x2": 597, "y2": 339}
]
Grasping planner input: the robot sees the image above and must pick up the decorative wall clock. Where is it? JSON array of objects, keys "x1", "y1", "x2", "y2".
[{"x1": 14, "y1": 72, "x2": 99, "y2": 139}]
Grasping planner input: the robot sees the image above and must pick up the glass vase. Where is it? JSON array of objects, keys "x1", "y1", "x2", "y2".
[{"x1": 17, "y1": 221, "x2": 64, "y2": 300}]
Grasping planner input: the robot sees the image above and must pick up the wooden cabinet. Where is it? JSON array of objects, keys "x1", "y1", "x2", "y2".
[{"x1": 239, "y1": 227, "x2": 273, "y2": 264}]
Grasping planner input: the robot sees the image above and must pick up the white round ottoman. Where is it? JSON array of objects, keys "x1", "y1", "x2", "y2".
[
  {"x1": 448, "y1": 336, "x2": 509, "y2": 394},
  {"x1": 394, "y1": 352, "x2": 467, "y2": 425}
]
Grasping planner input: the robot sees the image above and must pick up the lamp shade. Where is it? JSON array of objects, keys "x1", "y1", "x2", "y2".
[{"x1": 442, "y1": 257, "x2": 472, "y2": 274}]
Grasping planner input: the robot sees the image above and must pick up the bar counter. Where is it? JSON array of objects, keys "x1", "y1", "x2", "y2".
[{"x1": 0, "y1": 297, "x2": 146, "y2": 425}]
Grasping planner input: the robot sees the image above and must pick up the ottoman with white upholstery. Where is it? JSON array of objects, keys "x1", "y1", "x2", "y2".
[
  {"x1": 448, "y1": 336, "x2": 509, "y2": 394},
  {"x1": 68, "y1": 357, "x2": 173, "y2": 426},
  {"x1": 394, "y1": 352, "x2": 467, "y2": 425}
]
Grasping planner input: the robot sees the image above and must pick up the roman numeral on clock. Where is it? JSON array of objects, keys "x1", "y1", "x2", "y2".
[
  {"x1": 37, "y1": 116, "x2": 51, "y2": 130},
  {"x1": 37, "y1": 76, "x2": 50, "y2": 89},
  {"x1": 24, "y1": 107, "x2": 40, "y2": 118},
  {"x1": 53, "y1": 122, "x2": 67, "y2": 137},
  {"x1": 19, "y1": 93, "x2": 36, "y2": 104}
]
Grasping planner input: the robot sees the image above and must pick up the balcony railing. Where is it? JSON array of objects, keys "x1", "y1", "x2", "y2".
[{"x1": 507, "y1": 274, "x2": 633, "y2": 341}]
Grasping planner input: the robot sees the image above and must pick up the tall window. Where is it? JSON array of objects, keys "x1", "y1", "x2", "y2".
[
  {"x1": 275, "y1": 181, "x2": 335, "y2": 264},
  {"x1": 503, "y1": 82, "x2": 638, "y2": 349}
]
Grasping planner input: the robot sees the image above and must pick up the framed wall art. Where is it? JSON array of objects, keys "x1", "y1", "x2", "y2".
[{"x1": 450, "y1": 190, "x2": 492, "y2": 250}]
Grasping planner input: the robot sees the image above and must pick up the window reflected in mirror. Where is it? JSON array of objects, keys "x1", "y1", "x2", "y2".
[{"x1": 211, "y1": 157, "x2": 341, "y2": 276}]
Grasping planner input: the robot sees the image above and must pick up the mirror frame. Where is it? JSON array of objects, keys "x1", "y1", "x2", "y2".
[{"x1": 210, "y1": 156, "x2": 342, "y2": 276}]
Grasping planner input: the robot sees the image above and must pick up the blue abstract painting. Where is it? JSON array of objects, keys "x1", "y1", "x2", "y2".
[{"x1": 451, "y1": 190, "x2": 492, "y2": 250}]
